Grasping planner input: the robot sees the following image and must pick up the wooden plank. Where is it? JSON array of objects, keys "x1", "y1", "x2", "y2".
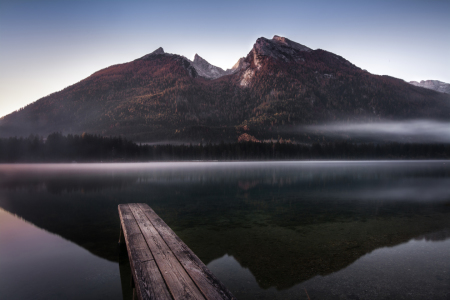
[
  {"x1": 120, "y1": 205, "x2": 153, "y2": 263},
  {"x1": 128, "y1": 203, "x2": 206, "y2": 300},
  {"x1": 119, "y1": 204, "x2": 141, "y2": 236},
  {"x1": 119, "y1": 204, "x2": 172, "y2": 300},
  {"x1": 134, "y1": 259, "x2": 173, "y2": 300},
  {"x1": 126, "y1": 234, "x2": 154, "y2": 264},
  {"x1": 138, "y1": 204, "x2": 236, "y2": 300}
]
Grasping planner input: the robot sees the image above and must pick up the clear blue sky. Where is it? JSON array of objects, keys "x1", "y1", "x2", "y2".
[{"x1": 0, "y1": 0, "x2": 449, "y2": 117}]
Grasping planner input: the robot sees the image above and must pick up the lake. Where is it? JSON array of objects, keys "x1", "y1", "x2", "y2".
[{"x1": 0, "y1": 161, "x2": 449, "y2": 299}]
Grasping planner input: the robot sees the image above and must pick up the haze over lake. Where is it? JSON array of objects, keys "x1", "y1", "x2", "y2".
[{"x1": 1, "y1": 161, "x2": 449, "y2": 299}]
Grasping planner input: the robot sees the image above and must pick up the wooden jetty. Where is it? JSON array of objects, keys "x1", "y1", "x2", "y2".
[{"x1": 118, "y1": 203, "x2": 236, "y2": 300}]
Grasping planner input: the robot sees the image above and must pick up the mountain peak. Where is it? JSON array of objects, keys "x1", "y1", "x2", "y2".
[
  {"x1": 138, "y1": 47, "x2": 165, "y2": 60},
  {"x1": 150, "y1": 47, "x2": 165, "y2": 55},
  {"x1": 190, "y1": 54, "x2": 228, "y2": 79},
  {"x1": 249, "y1": 35, "x2": 312, "y2": 69},
  {"x1": 253, "y1": 35, "x2": 312, "y2": 54},
  {"x1": 272, "y1": 35, "x2": 311, "y2": 52},
  {"x1": 272, "y1": 35, "x2": 284, "y2": 41},
  {"x1": 193, "y1": 53, "x2": 205, "y2": 63}
]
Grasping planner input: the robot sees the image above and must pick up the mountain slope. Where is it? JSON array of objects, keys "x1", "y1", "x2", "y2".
[
  {"x1": 1, "y1": 36, "x2": 449, "y2": 142},
  {"x1": 0, "y1": 49, "x2": 203, "y2": 140},
  {"x1": 228, "y1": 36, "x2": 450, "y2": 139}
]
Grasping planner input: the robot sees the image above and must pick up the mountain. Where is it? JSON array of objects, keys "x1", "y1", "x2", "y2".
[
  {"x1": 409, "y1": 80, "x2": 450, "y2": 94},
  {"x1": 1, "y1": 35, "x2": 449, "y2": 143},
  {"x1": 189, "y1": 54, "x2": 247, "y2": 79},
  {"x1": 190, "y1": 54, "x2": 233, "y2": 79},
  {"x1": 229, "y1": 57, "x2": 247, "y2": 72}
]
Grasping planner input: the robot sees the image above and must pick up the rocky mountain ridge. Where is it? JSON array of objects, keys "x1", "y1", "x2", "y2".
[
  {"x1": 409, "y1": 80, "x2": 450, "y2": 94},
  {"x1": 189, "y1": 54, "x2": 232, "y2": 79}
]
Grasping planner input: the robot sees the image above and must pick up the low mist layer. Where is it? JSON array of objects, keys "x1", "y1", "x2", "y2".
[{"x1": 302, "y1": 120, "x2": 450, "y2": 143}]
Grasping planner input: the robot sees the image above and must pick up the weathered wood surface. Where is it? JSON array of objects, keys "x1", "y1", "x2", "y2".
[
  {"x1": 118, "y1": 203, "x2": 236, "y2": 300},
  {"x1": 119, "y1": 204, "x2": 172, "y2": 300}
]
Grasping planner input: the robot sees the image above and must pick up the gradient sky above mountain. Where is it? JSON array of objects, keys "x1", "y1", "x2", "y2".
[{"x1": 0, "y1": 0, "x2": 449, "y2": 117}]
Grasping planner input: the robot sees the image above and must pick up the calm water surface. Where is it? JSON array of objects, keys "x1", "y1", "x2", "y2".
[{"x1": 0, "y1": 161, "x2": 449, "y2": 299}]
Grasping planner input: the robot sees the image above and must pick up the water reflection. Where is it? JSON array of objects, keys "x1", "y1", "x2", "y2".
[
  {"x1": 0, "y1": 209, "x2": 122, "y2": 300},
  {"x1": 207, "y1": 233, "x2": 450, "y2": 299},
  {"x1": 0, "y1": 161, "x2": 449, "y2": 298},
  {"x1": 2, "y1": 161, "x2": 450, "y2": 191}
]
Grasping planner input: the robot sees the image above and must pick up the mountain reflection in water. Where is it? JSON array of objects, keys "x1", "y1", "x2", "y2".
[
  {"x1": 208, "y1": 233, "x2": 450, "y2": 299},
  {"x1": 0, "y1": 161, "x2": 449, "y2": 299}
]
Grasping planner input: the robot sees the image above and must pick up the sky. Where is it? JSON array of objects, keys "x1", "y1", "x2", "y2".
[{"x1": 0, "y1": 0, "x2": 449, "y2": 117}]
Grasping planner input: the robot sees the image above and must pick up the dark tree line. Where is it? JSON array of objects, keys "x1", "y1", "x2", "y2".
[{"x1": 0, "y1": 133, "x2": 449, "y2": 162}]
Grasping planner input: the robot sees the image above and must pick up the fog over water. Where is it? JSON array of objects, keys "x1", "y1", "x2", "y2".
[{"x1": 301, "y1": 120, "x2": 450, "y2": 143}]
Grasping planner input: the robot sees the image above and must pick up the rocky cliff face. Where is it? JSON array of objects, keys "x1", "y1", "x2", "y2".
[
  {"x1": 236, "y1": 35, "x2": 358, "y2": 87},
  {"x1": 190, "y1": 54, "x2": 245, "y2": 79},
  {"x1": 409, "y1": 80, "x2": 450, "y2": 94},
  {"x1": 228, "y1": 57, "x2": 248, "y2": 72},
  {"x1": 251, "y1": 36, "x2": 312, "y2": 65},
  {"x1": 190, "y1": 54, "x2": 228, "y2": 79}
]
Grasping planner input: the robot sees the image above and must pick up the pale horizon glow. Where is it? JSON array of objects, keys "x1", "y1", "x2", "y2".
[{"x1": 0, "y1": 0, "x2": 449, "y2": 118}]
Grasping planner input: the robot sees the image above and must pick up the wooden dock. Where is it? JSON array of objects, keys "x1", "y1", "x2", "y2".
[{"x1": 118, "y1": 203, "x2": 236, "y2": 300}]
